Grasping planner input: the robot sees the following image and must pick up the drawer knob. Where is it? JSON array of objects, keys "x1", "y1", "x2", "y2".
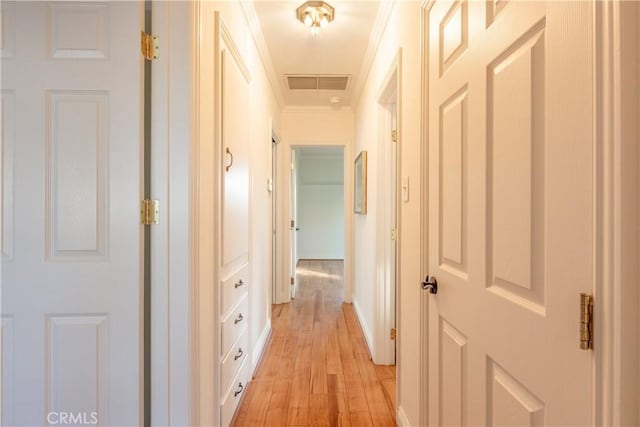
[
  {"x1": 234, "y1": 348, "x2": 244, "y2": 361},
  {"x1": 234, "y1": 313, "x2": 244, "y2": 324},
  {"x1": 234, "y1": 382, "x2": 244, "y2": 397},
  {"x1": 234, "y1": 279, "x2": 245, "y2": 289}
]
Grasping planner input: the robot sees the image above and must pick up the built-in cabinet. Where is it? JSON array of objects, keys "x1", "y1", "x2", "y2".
[{"x1": 215, "y1": 13, "x2": 252, "y2": 426}]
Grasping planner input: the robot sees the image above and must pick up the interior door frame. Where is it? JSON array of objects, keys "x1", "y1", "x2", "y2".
[
  {"x1": 191, "y1": 7, "x2": 230, "y2": 426},
  {"x1": 593, "y1": 1, "x2": 640, "y2": 424},
  {"x1": 418, "y1": 1, "x2": 640, "y2": 425},
  {"x1": 271, "y1": 126, "x2": 280, "y2": 306},
  {"x1": 148, "y1": 1, "x2": 194, "y2": 425},
  {"x1": 374, "y1": 50, "x2": 401, "y2": 366},
  {"x1": 289, "y1": 147, "x2": 299, "y2": 299}
]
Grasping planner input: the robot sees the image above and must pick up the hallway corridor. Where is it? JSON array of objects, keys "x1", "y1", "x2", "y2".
[{"x1": 232, "y1": 260, "x2": 396, "y2": 426}]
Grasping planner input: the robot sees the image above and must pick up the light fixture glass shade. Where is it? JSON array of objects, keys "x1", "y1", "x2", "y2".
[{"x1": 296, "y1": 1, "x2": 334, "y2": 34}]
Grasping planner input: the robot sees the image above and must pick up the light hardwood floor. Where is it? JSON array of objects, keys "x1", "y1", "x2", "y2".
[{"x1": 232, "y1": 260, "x2": 396, "y2": 427}]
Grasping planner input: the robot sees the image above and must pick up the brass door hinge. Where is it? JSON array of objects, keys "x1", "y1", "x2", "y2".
[
  {"x1": 580, "y1": 293, "x2": 593, "y2": 350},
  {"x1": 290, "y1": 220, "x2": 295, "y2": 228},
  {"x1": 391, "y1": 130, "x2": 397, "y2": 143},
  {"x1": 390, "y1": 328, "x2": 397, "y2": 340},
  {"x1": 290, "y1": 277, "x2": 295, "y2": 285},
  {"x1": 391, "y1": 228, "x2": 398, "y2": 241},
  {"x1": 141, "y1": 31, "x2": 159, "y2": 60},
  {"x1": 141, "y1": 199, "x2": 159, "y2": 225}
]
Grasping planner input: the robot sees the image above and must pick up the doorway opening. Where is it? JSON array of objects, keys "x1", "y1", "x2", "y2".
[{"x1": 290, "y1": 146, "x2": 346, "y2": 300}]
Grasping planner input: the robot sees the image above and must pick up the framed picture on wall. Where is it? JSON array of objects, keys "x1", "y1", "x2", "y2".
[{"x1": 354, "y1": 150, "x2": 367, "y2": 214}]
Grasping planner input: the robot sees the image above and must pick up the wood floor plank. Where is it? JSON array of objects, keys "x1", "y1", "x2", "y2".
[
  {"x1": 343, "y1": 374, "x2": 370, "y2": 416},
  {"x1": 379, "y1": 377, "x2": 396, "y2": 420},
  {"x1": 355, "y1": 353, "x2": 395, "y2": 426},
  {"x1": 264, "y1": 377, "x2": 291, "y2": 426},
  {"x1": 325, "y1": 327, "x2": 342, "y2": 375},
  {"x1": 242, "y1": 379, "x2": 274, "y2": 426},
  {"x1": 310, "y1": 321, "x2": 328, "y2": 394},
  {"x1": 328, "y1": 373, "x2": 352, "y2": 427},
  {"x1": 287, "y1": 366, "x2": 311, "y2": 425},
  {"x1": 308, "y1": 393, "x2": 330, "y2": 426},
  {"x1": 232, "y1": 260, "x2": 395, "y2": 427}
]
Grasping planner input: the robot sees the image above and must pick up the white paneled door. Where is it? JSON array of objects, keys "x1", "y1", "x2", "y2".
[
  {"x1": 2, "y1": 2, "x2": 142, "y2": 425},
  {"x1": 426, "y1": 1, "x2": 593, "y2": 425}
]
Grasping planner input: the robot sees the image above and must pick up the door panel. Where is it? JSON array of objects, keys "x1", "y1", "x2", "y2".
[
  {"x1": 1, "y1": 2, "x2": 142, "y2": 425},
  {"x1": 426, "y1": 1, "x2": 593, "y2": 425},
  {"x1": 46, "y1": 91, "x2": 109, "y2": 260},
  {"x1": 439, "y1": 87, "x2": 468, "y2": 279},
  {"x1": 221, "y1": 46, "x2": 250, "y2": 276}
]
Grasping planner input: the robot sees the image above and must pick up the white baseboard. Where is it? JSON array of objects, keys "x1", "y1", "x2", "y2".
[
  {"x1": 252, "y1": 318, "x2": 271, "y2": 371},
  {"x1": 352, "y1": 300, "x2": 374, "y2": 358},
  {"x1": 397, "y1": 405, "x2": 411, "y2": 427}
]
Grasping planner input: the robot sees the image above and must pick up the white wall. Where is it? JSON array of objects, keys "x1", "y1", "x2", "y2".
[
  {"x1": 296, "y1": 151, "x2": 344, "y2": 260},
  {"x1": 278, "y1": 108, "x2": 354, "y2": 304},
  {"x1": 192, "y1": 2, "x2": 282, "y2": 424},
  {"x1": 352, "y1": 2, "x2": 423, "y2": 424}
]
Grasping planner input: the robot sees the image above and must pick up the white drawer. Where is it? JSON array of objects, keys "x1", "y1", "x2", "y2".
[
  {"x1": 221, "y1": 328, "x2": 248, "y2": 397},
  {"x1": 221, "y1": 264, "x2": 248, "y2": 317},
  {"x1": 221, "y1": 355, "x2": 251, "y2": 427},
  {"x1": 221, "y1": 295, "x2": 248, "y2": 356}
]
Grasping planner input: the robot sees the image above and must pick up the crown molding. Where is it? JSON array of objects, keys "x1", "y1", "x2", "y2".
[
  {"x1": 350, "y1": 0, "x2": 396, "y2": 108},
  {"x1": 282, "y1": 105, "x2": 354, "y2": 113},
  {"x1": 240, "y1": 1, "x2": 286, "y2": 108}
]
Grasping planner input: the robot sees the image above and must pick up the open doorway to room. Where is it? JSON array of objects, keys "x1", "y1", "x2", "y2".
[{"x1": 291, "y1": 146, "x2": 346, "y2": 300}]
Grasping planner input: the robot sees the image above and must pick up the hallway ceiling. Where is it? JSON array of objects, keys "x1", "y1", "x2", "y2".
[{"x1": 252, "y1": 1, "x2": 382, "y2": 107}]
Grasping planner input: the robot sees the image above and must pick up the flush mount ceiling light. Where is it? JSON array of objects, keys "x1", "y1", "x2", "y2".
[{"x1": 296, "y1": 1, "x2": 334, "y2": 36}]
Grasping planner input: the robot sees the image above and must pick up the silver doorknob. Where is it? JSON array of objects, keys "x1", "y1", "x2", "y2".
[{"x1": 422, "y1": 276, "x2": 438, "y2": 294}]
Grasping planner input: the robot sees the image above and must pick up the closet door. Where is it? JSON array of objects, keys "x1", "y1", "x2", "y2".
[
  {"x1": 2, "y1": 2, "x2": 143, "y2": 425},
  {"x1": 216, "y1": 14, "x2": 252, "y2": 427}
]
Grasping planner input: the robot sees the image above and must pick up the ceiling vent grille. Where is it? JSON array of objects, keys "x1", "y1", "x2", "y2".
[
  {"x1": 317, "y1": 76, "x2": 349, "y2": 90},
  {"x1": 287, "y1": 75, "x2": 349, "y2": 91}
]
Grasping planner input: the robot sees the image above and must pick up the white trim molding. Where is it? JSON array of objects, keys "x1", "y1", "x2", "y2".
[
  {"x1": 396, "y1": 405, "x2": 411, "y2": 427},
  {"x1": 419, "y1": 3, "x2": 433, "y2": 426},
  {"x1": 352, "y1": 299, "x2": 374, "y2": 356},
  {"x1": 282, "y1": 105, "x2": 354, "y2": 113},
  {"x1": 150, "y1": 2, "x2": 193, "y2": 424},
  {"x1": 351, "y1": 0, "x2": 396, "y2": 108},
  {"x1": 373, "y1": 49, "x2": 402, "y2": 366},
  {"x1": 594, "y1": 1, "x2": 640, "y2": 425},
  {"x1": 252, "y1": 319, "x2": 271, "y2": 372},
  {"x1": 239, "y1": 1, "x2": 285, "y2": 108}
]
